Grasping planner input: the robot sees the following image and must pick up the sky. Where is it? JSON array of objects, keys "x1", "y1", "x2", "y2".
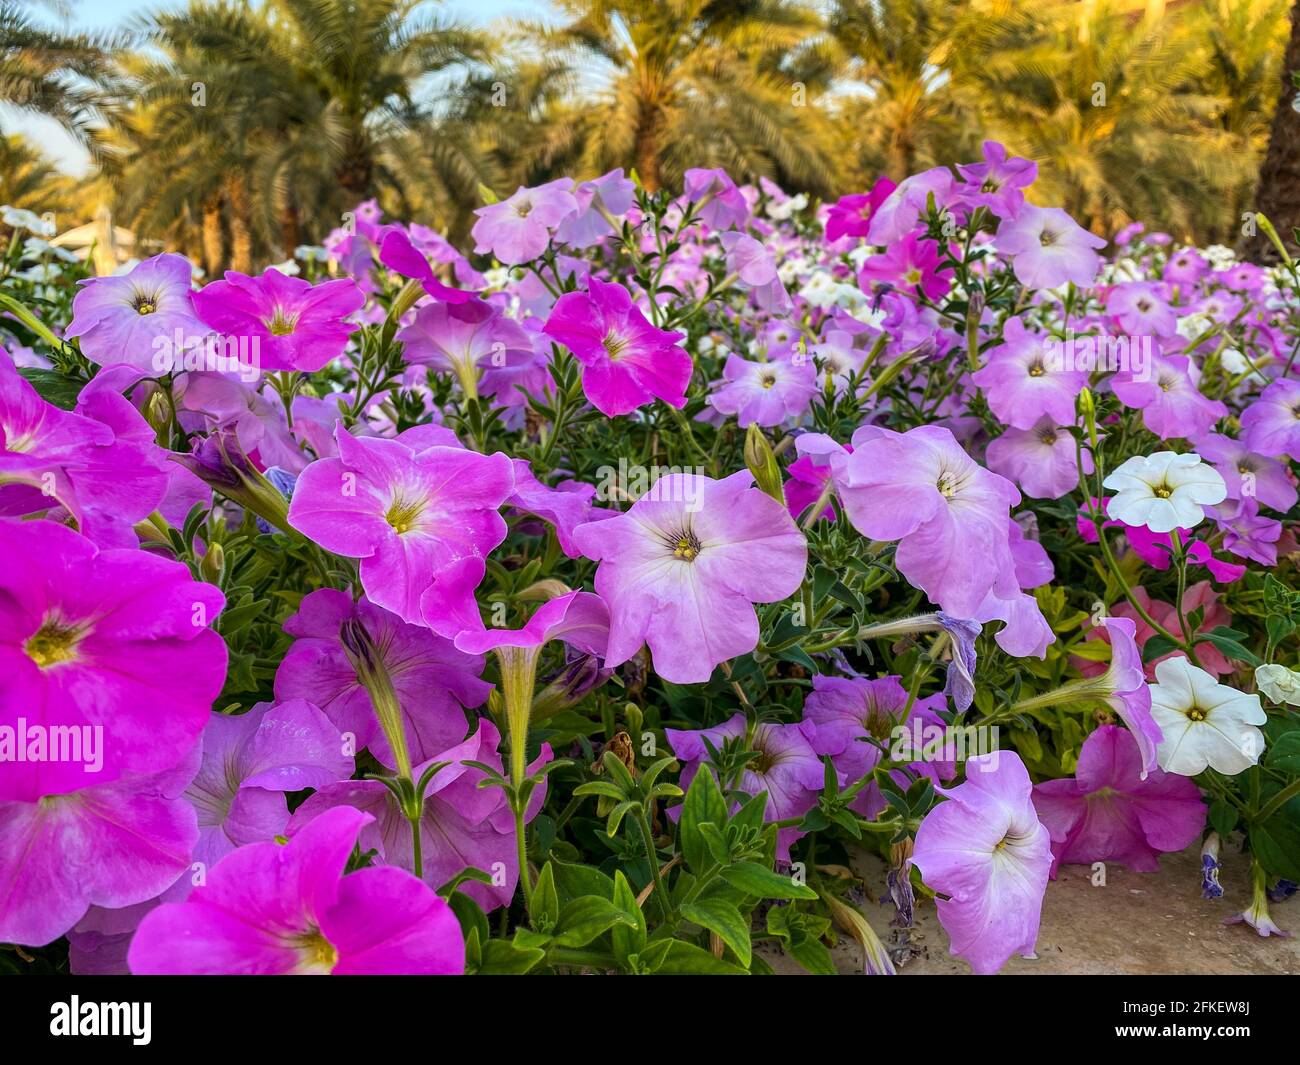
[{"x1": 4, "y1": 0, "x2": 558, "y2": 176}]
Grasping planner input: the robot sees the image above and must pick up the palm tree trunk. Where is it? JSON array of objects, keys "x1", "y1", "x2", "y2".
[
  {"x1": 1253, "y1": 1, "x2": 1300, "y2": 259},
  {"x1": 226, "y1": 176, "x2": 253, "y2": 273},
  {"x1": 278, "y1": 196, "x2": 300, "y2": 257},
  {"x1": 634, "y1": 94, "x2": 664, "y2": 192},
  {"x1": 201, "y1": 194, "x2": 224, "y2": 277}
]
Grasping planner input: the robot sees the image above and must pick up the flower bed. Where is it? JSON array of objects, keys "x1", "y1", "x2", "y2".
[{"x1": 0, "y1": 148, "x2": 1297, "y2": 976}]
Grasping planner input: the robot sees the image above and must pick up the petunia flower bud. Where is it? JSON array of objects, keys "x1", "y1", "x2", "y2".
[{"x1": 745, "y1": 423, "x2": 786, "y2": 505}]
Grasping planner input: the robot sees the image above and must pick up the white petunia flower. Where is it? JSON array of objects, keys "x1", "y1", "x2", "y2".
[
  {"x1": 1, "y1": 205, "x2": 55, "y2": 236},
  {"x1": 1255, "y1": 663, "x2": 1300, "y2": 706},
  {"x1": 1149, "y1": 656, "x2": 1266, "y2": 776},
  {"x1": 1102, "y1": 451, "x2": 1226, "y2": 533}
]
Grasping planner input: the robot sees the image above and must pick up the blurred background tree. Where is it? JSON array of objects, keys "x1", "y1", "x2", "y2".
[{"x1": 2, "y1": 0, "x2": 1296, "y2": 268}]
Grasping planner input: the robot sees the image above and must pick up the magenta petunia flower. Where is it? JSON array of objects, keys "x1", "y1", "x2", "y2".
[
  {"x1": 970, "y1": 317, "x2": 1086, "y2": 430},
  {"x1": 0, "y1": 352, "x2": 172, "y2": 547},
  {"x1": 396, "y1": 298, "x2": 535, "y2": 399},
  {"x1": 838, "y1": 425, "x2": 1021, "y2": 617},
  {"x1": 287, "y1": 426, "x2": 514, "y2": 630},
  {"x1": 572, "y1": 471, "x2": 807, "y2": 683},
  {"x1": 1032, "y1": 725, "x2": 1205, "y2": 876},
  {"x1": 542, "y1": 277, "x2": 692, "y2": 417},
  {"x1": 666, "y1": 713, "x2": 823, "y2": 861},
  {"x1": 909, "y1": 751, "x2": 1053, "y2": 974},
  {"x1": 857, "y1": 231, "x2": 953, "y2": 300},
  {"x1": 0, "y1": 518, "x2": 226, "y2": 800},
  {"x1": 183, "y1": 700, "x2": 355, "y2": 875},
  {"x1": 706, "y1": 353, "x2": 818, "y2": 428},
  {"x1": 507, "y1": 459, "x2": 613, "y2": 558},
  {"x1": 65, "y1": 252, "x2": 208, "y2": 370},
  {"x1": 996, "y1": 205, "x2": 1106, "y2": 290},
  {"x1": 1241, "y1": 378, "x2": 1300, "y2": 460},
  {"x1": 1111, "y1": 350, "x2": 1227, "y2": 440},
  {"x1": 192, "y1": 268, "x2": 364, "y2": 372},
  {"x1": 274, "y1": 588, "x2": 491, "y2": 767},
  {"x1": 287, "y1": 720, "x2": 549, "y2": 912},
  {"x1": 128, "y1": 805, "x2": 465, "y2": 974},
  {"x1": 472, "y1": 179, "x2": 578, "y2": 264},
  {"x1": 824, "y1": 177, "x2": 897, "y2": 242},
  {"x1": 0, "y1": 746, "x2": 200, "y2": 947},
  {"x1": 956, "y1": 141, "x2": 1037, "y2": 219},
  {"x1": 985, "y1": 418, "x2": 1091, "y2": 500},
  {"x1": 378, "y1": 226, "x2": 477, "y2": 304}
]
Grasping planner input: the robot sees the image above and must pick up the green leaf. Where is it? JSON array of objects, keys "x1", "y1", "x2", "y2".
[
  {"x1": 680, "y1": 899, "x2": 752, "y2": 967},
  {"x1": 1142, "y1": 634, "x2": 1180, "y2": 663},
  {"x1": 1208, "y1": 800, "x2": 1238, "y2": 839},
  {"x1": 1252, "y1": 785, "x2": 1300, "y2": 881},
  {"x1": 647, "y1": 940, "x2": 748, "y2": 975},
  {"x1": 1265, "y1": 732, "x2": 1300, "y2": 774},
  {"x1": 1197, "y1": 627, "x2": 1262, "y2": 668},
  {"x1": 549, "y1": 859, "x2": 615, "y2": 904},
  {"x1": 719, "y1": 861, "x2": 817, "y2": 900},
  {"x1": 679, "y1": 764, "x2": 727, "y2": 874},
  {"x1": 474, "y1": 938, "x2": 545, "y2": 975},
  {"x1": 531, "y1": 862, "x2": 560, "y2": 930},
  {"x1": 610, "y1": 871, "x2": 647, "y2": 967},
  {"x1": 552, "y1": 896, "x2": 635, "y2": 948}
]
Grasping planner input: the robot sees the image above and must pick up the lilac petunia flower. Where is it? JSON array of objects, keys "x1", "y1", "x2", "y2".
[
  {"x1": 183, "y1": 700, "x2": 355, "y2": 874},
  {"x1": 0, "y1": 518, "x2": 226, "y2": 800},
  {"x1": 838, "y1": 425, "x2": 1021, "y2": 617},
  {"x1": 287, "y1": 426, "x2": 514, "y2": 631},
  {"x1": 274, "y1": 588, "x2": 491, "y2": 767},
  {"x1": 956, "y1": 141, "x2": 1037, "y2": 219},
  {"x1": 1111, "y1": 350, "x2": 1227, "y2": 441},
  {"x1": 706, "y1": 353, "x2": 818, "y2": 428},
  {"x1": 909, "y1": 751, "x2": 1053, "y2": 974},
  {"x1": 572, "y1": 471, "x2": 807, "y2": 683},
  {"x1": 996, "y1": 205, "x2": 1106, "y2": 290},
  {"x1": 472, "y1": 179, "x2": 578, "y2": 264},
  {"x1": 1032, "y1": 725, "x2": 1204, "y2": 876},
  {"x1": 1241, "y1": 378, "x2": 1300, "y2": 460},
  {"x1": 1193, "y1": 432, "x2": 1297, "y2": 512},
  {"x1": 666, "y1": 713, "x2": 823, "y2": 861},
  {"x1": 396, "y1": 298, "x2": 535, "y2": 399},
  {"x1": 554, "y1": 168, "x2": 636, "y2": 248},
  {"x1": 970, "y1": 317, "x2": 1086, "y2": 430},
  {"x1": 867, "y1": 167, "x2": 956, "y2": 245},
  {"x1": 683, "y1": 168, "x2": 749, "y2": 230},
  {"x1": 985, "y1": 418, "x2": 1091, "y2": 500},
  {"x1": 128, "y1": 805, "x2": 465, "y2": 974},
  {"x1": 65, "y1": 252, "x2": 208, "y2": 370},
  {"x1": 192, "y1": 269, "x2": 365, "y2": 372}
]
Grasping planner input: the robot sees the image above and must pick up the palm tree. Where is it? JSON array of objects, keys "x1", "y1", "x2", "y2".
[
  {"x1": 0, "y1": 0, "x2": 117, "y2": 136},
  {"x1": 823, "y1": 0, "x2": 979, "y2": 185},
  {"x1": 948, "y1": 1, "x2": 1251, "y2": 239},
  {"x1": 1253, "y1": 1, "x2": 1300, "y2": 254},
  {"x1": 102, "y1": 0, "x2": 494, "y2": 267},
  {"x1": 0, "y1": 132, "x2": 72, "y2": 214},
  {"x1": 517, "y1": 0, "x2": 840, "y2": 196}
]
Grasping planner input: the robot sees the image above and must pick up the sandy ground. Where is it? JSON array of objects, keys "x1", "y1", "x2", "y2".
[{"x1": 759, "y1": 842, "x2": 1300, "y2": 975}]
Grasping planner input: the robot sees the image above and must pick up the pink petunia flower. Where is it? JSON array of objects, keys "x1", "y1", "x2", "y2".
[
  {"x1": 542, "y1": 277, "x2": 692, "y2": 417},
  {"x1": 128, "y1": 805, "x2": 465, "y2": 974},
  {"x1": 971, "y1": 317, "x2": 1087, "y2": 430},
  {"x1": 857, "y1": 231, "x2": 953, "y2": 301},
  {"x1": 287, "y1": 426, "x2": 514, "y2": 631},
  {"x1": 472, "y1": 179, "x2": 578, "y2": 264},
  {"x1": 985, "y1": 418, "x2": 1091, "y2": 500},
  {"x1": 1032, "y1": 725, "x2": 1205, "y2": 876},
  {"x1": 192, "y1": 269, "x2": 364, "y2": 372},
  {"x1": 1111, "y1": 350, "x2": 1227, "y2": 440},
  {"x1": 706, "y1": 353, "x2": 818, "y2": 428},
  {"x1": 682, "y1": 168, "x2": 750, "y2": 230},
  {"x1": 824, "y1": 177, "x2": 898, "y2": 243},
  {"x1": 956, "y1": 141, "x2": 1037, "y2": 219},
  {"x1": 572, "y1": 471, "x2": 807, "y2": 683},
  {"x1": 1241, "y1": 378, "x2": 1300, "y2": 460},
  {"x1": 396, "y1": 298, "x2": 535, "y2": 399},
  {"x1": 0, "y1": 518, "x2": 226, "y2": 800}
]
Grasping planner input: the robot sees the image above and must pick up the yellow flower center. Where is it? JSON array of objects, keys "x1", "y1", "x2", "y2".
[
  {"x1": 385, "y1": 495, "x2": 426, "y2": 534},
  {"x1": 266, "y1": 307, "x2": 298, "y2": 336},
  {"x1": 1152, "y1": 484, "x2": 1173, "y2": 499},
  {"x1": 132, "y1": 292, "x2": 158, "y2": 315},
  {"x1": 1186, "y1": 705, "x2": 1207, "y2": 722},
  {"x1": 668, "y1": 529, "x2": 702, "y2": 562},
  {"x1": 25, "y1": 620, "x2": 82, "y2": 668},
  {"x1": 603, "y1": 332, "x2": 629, "y2": 360},
  {"x1": 291, "y1": 930, "x2": 339, "y2": 974}
]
